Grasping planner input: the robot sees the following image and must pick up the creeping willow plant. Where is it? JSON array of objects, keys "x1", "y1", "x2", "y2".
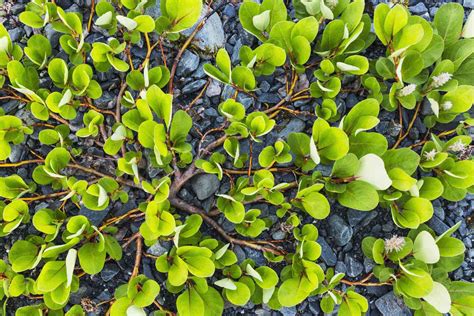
[{"x1": 0, "y1": 0, "x2": 474, "y2": 315}]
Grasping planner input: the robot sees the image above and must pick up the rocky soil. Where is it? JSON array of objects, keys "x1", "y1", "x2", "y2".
[{"x1": 0, "y1": 0, "x2": 473, "y2": 315}]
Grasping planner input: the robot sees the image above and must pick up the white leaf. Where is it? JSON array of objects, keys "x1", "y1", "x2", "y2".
[
  {"x1": 76, "y1": 33, "x2": 84, "y2": 52},
  {"x1": 444, "y1": 170, "x2": 467, "y2": 179},
  {"x1": 234, "y1": 141, "x2": 240, "y2": 165},
  {"x1": 252, "y1": 10, "x2": 271, "y2": 32},
  {"x1": 246, "y1": 264, "x2": 263, "y2": 282},
  {"x1": 65, "y1": 248, "x2": 77, "y2": 287},
  {"x1": 173, "y1": 224, "x2": 186, "y2": 247},
  {"x1": 42, "y1": 244, "x2": 68, "y2": 257},
  {"x1": 409, "y1": 182, "x2": 420, "y2": 197},
  {"x1": 355, "y1": 154, "x2": 392, "y2": 190},
  {"x1": 117, "y1": 15, "x2": 137, "y2": 31},
  {"x1": 396, "y1": 56, "x2": 405, "y2": 83},
  {"x1": 390, "y1": 47, "x2": 409, "y2": 59},
  {"x1": 58, "y1": 89, "x2": 72, "y2": 108},
  {"x1": 111, "y1": 125, "x2": 127, "y2": 141},
  {"x1": 66, "y1": 224, "x2": 86, "y2": 239},
  {"x1": 462, "y1": 11, "x2": 474, "y2": 38},
  {"x1": 214, "y1": 278, "x2": 237, "y2": 290},
  {"x1": 317, "y1": 80, "x2": 333, "y2": 92},
  {"x1": 131, "y1": 161, "x2": 140, "y2": 180},
  {"x1": 153, "y1": 145, "x2": 164, "y2": 165},
  {"x1": 215, "y1": 194, "x2": 237, "y2": 202},
  {"x1": 97, "y1": 184, "x2": 108, "y2": 207},
  {"x1": 271, "y1": 182, "x2": 290, "y2": 191},
  {"x1": 126, "y1": 305, "x2": 146, "y2": 316},
  {"x1": 398, "y1": 260, "x2": 423, "y2": 277},
  {"x1": 309, "y1": 136, "x2": 321, "y2": 165},
  {"x1": 328, "y1": 291, "x2": 338, "y2": 304},
  {"x1": 262, "y1": 287, "x2": 275, "y2": 304},
  {"x1": 320, "y1": 0, "x2": 334, "y2": 20},
  {"x1": 0, "y1": 36, "x2": 9, "y2": 53},
  {"x1": 12, "y1": 82, "x2": 44, "y2": 104},
  {"x1": 43, "y1": 7, "x2": 50, "y2": 27},
  {"x1": 413, "y1": 231, "x2": 440, "y2": 264},
  {"x1": 247, "y1": 55, "x2": 257, "y2": 68},
  {"x1": 299, "y1": 239, "x2": 305, "y2": 258},
  {"x1": 343, "y1": 25, "x2": 349, "y2": 39},
  {"x1": 428, "y1": 98, "x2": 439, "y2": 117},
  {"x1": 43, "y1": 168, "x2": 65, "y2": 179},
  {"x1": 31, "y1": 245, "x2": 46, "y2": 270},
  {"x1": 422, "y1": 282, "x2": 451, "y2": 313},
  {"x1": 301, "y1": 0, "x2": 319, "y2": 15},
  {"x1": 144, "y1": 60, "x2": 150, "y2": 87},
  {"x1": 95, "y1": 11, "x2": 113, "y2": 26},
  {"x1": 215, "y1": 243, "x2": 230, "y2": 260},
  {"x1": 336, "y1": 62, "x2": 360, "y2": 72}
]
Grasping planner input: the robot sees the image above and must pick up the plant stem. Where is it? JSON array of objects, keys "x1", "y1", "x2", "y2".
[
  {"x1": 169, "y1": 197, "x2": 286, "y2": 256},
  {"x1": 392, "y1": 101, "x2": 422, "y2": 149},
  {"x1": 0, "y1": 159, "x2": 44, "y2": 167}
]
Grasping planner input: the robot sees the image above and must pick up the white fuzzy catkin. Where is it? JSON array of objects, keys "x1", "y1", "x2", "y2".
[
  {"x1": 398, "y1": 84, "x2": 416, "y2": 97},
  {"x1": 384, "y1": 235, "x2": 406, "y2": 253},
  {"x1": 431, "y1": 72, "x2": 452, "y2": 88}
]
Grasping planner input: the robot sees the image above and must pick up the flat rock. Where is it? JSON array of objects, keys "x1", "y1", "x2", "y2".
[
  {"x1": 345, "y1": 255, "x2": 364, "y2": 278},
  {"x1": 318, "y1": 237, "x2": 337, "y2": 266},
  {"x1": 182, "y1": 6, "x2": 225, "y2": 53},
  {"x1": 375, "y1": 292, "x2": 411, "y2": 316},
  {"x1": 177, "y1": 50, "x2": 200, "y2": 77},
  {"x1": 191, "y1": 173, "x2": 220, "y2": 200},
  {"x1": 464, "y1": 0, "x2": 474, "y2": 9},
  {"x1": 147, "y1": 241, "x2": 171, "y2": 256},
  {"x1": 277, "y1": 118, "x2": 306, "y2": 139},
  {"x1": 328, "y1": 215, "x2": 353, "y2": 246},
  {"x1": 79, "y1": 205, "x2": 110, "y2": 226}
]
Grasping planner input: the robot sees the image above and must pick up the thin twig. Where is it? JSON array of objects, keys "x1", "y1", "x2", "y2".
[{"x1": 169, "y1": 197, "x2": 286, "y2": 256}]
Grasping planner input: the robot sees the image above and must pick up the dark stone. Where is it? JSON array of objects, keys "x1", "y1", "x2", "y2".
[
  {"x1": 318, "y1": 237, "x2": 337, "y2": 266},
  {"x1": 78, "y1": 206, "x2": 110, "y2": 226},
  {"x1": 100, "y1": 263, "x2": 120, "y2": 282},
  {"x1": 182, "y1": 79, "x2": 207, "y2": 94},
  {"x1": 328, "y1": 215, "x2": 353, "y2": 246},
  {"x1": 191, "y1": 174, "x2": 220, "y2": 200},
  {"x1": 375, "y1": 292, "x2": 411, "y2": 316},
  {"x1": 177, "y1": 50, "x2": 200, "y2": 77},
  {"x1": 409, "y1": 3, "x2": 428, "y2": 15},
  {"x1": 345, "y1": 255, "x2": 364, "y2": 278}
]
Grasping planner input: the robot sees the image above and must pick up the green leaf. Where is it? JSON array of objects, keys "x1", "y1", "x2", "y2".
[
  {"x1": 162, "y1": 0, "x2": 203, "y2": 33},
  {"x1": 397, "y1": 268, "x2": 433, "y2": 298},
  {"x1": 146, "y1": 85, "x2": 173, "y2": 129},
  {"x1": 78, "y1": 242, "x2": 106, "y2": 274},
  {"x1": 170, "y1": 110, "x2": 192, "y2": 144},
  {"x1": 338, "y1": 181, "x2": 379, "y2": 211},
  {"x1": 231, "y1": 66, "x2": 256, "y2": 91},
  {"x1": 177, "y1": 288, "x2": 204, "y2": 316},
  {"x1": 434, "y1": 3, "x2": 464, "y2": 46},
  {"x1": 36, "y1": 261, "x2": 67, "y2": 292},
  {"x1": 436, "y1": 237, "x2": 465, "y2": 257},
  {"x1": 0, "y1": 175, "x2": 29, "y2": 199},
  {"x1": 225, "y1": 282, "x2": 251, "y2": 306},
  {"x1": 8, "y1": 240, "x2": 40, "y2": 272}
]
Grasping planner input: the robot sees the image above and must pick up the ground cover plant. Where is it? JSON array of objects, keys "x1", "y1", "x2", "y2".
[{"x1": 0, "y1": 0, "x2": 473, "y2": 315}]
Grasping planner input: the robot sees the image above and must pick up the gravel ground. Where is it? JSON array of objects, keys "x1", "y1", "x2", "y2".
[{"x1": 0, "y1": 0, "x2": 473, "y2": 315}]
